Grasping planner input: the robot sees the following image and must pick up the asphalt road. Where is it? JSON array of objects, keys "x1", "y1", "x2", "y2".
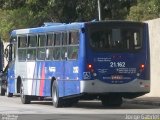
[{"x1": 0, "y1": 96, "x2": 160, "y2": 120}]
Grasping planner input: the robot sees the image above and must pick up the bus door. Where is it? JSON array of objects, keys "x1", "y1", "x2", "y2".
[{"x1": 6, "y1": 37, "x2": 17, "y2": 94}]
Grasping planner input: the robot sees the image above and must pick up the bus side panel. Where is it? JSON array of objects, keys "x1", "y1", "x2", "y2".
[
  {"x1": 43, "y1": 61, "x2": 64, "y2": 97},
  {"x1": 17, "y1": 61, "x2": 35, "y2": 96},
  {"x1": 143, "y1": 24, "x2": 150, "y2": 81},
  {"x1": 64, "y1": 61, "x2": 80, "y2": 96},
  {"x1": 63, "y1": 31, "x2": 86, "y2": 97},
  {"x1": 78, "y1": 30, "x2": 86, "y2": 81},
  {"x1": 42, "y1": 61, "x2": 64, "y2": 97}
]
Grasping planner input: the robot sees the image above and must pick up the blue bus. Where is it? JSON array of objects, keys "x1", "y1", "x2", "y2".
[{"x1": 6, "y1": 21, "x2": 150, "y2": 107}]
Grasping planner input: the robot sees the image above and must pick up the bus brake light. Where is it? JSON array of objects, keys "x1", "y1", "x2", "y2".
[
  {"x1": 88, "y1": 64, "x2": 92, "y2": 69},
  {"x1": 140, "y1": 64, "x2": 145, "y2": 70},
  {"x1": 87, "y1": 64, "x2": 94, "y2": 72}
]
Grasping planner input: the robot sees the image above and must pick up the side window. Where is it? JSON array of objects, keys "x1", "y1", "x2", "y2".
[
  {"x1": 38, "y1": 34, "x2": 47, "y2": 47},
  {"x1": 18, "y1": 49, "x2": 26, "y2": 61},
  {"x1": 18, "y1": 36, "x2": 27, "y2": 61},
  {"x1": 53, "y1": 47, "x2": 61, "y2": 60},
  {"x1": 28, "y1": 35, "x2": 37, "y2": 47},
  {"x1": 18, "y1": 36, "x2": 27, "y2": 48},
  {"x1": 37, "y1": 48, "x2": 46, "y2": 60},
  {"x1": 55, "y1": 33, "x2": 61, "y2": 46},
  {"x1": 68, "y1": 31, "x2": 79, "y2": 60},
  {"x1": 61, "y1": 47, "x2": 67, "y2": 60},
  {"x1": 46, "y1": 48, "x2": 53, "y2": 60},
  {"x1": 46, "y1": 33, "x2": 54, "y2": 60},
  {"x1": 68, "y1": 46, "x2": 78, "y2": 59},
  {"x1": 37, "y1": 34, "x2": 46, "y2": 60},
  {"x1": 61, "y1": 32, "x2": 67, "y2": 60},
  {"x1": 27, "y1": 49, "x2": 36, "y2": 60},
  {"x1": 69, "y1": 31, "x2": 79, "y2": 45},
  {"x1": 62, "y1": 32, "x2": 67, "y2": 45},
  {"x1": 47, "y1": 33, "x2": 54, "y2": 46},
  {"x1": 27, "y1": 35, "x2": 37, "y2": 60}
]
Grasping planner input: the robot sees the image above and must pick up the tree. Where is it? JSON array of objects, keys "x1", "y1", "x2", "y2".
[
  {"x1": 127, "y1": 0, "x2": 160, "y2": 21},
  {"x1": 0, "y1": 0, "x2": 137, "y2": 41},
  {"x1": 0, "y1": 7, "x2": 36, "y2": 41},
  {"x1": 99, "y1": 0, "x2": 136, "y2": 20}
]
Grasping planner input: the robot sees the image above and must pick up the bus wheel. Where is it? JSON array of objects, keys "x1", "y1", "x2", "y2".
[
  {"x1": 20, "y1": 83, "x2": 30, "y2": 104},
  {"x1": 52, "y1": 81, "x2": 62, "y2": 108},
  {"x1": 1, "y1": 87, "x2": 5, "y2": 96},
  {"x1": 101, "y1": 96, "x2": 123, "y2": 107}
]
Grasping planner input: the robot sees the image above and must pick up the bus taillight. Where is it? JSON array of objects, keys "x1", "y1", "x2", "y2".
[
  {"x1": 87, "y1": 64, "x2": 94, "y2": 72},
  {"x1": 140, "y1": 64, "x2": 145, "y2": 71}
]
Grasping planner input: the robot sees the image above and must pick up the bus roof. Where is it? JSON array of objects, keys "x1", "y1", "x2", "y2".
[
  {"x1": 10, "y1": 20, "x2": 146, "y2": 36},
  {"x1": 11, "y1": 22, "x2": 85, "y2": 36}
]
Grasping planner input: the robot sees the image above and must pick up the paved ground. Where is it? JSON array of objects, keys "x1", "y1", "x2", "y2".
[
  {"x1": 0, "y1": 95, "x2": 160, "y2": 120},
  {"x1": 124, "y1": 97, "x2": 160, "y2": 106}
]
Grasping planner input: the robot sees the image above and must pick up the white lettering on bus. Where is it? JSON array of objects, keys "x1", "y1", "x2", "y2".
[
  {"x1": 49, "y1": 67, "x2": 56, "y2": 72},
  {"x1": 73, "y1": 66, "x2": 79, "y2": 73}
]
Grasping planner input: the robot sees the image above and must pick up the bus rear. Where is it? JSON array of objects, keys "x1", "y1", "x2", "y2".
[{"x1": 80, "y1": 21, "x2": 150, "y2": 106}]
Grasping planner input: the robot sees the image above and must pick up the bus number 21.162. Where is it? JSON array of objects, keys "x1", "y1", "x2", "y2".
[{"x1": 110, "y1": 62, "x2": 125, "y2": 68}]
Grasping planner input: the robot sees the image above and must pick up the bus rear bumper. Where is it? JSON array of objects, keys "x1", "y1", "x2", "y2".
[{"x1": 80, "y1": 79, "x2": 150, "y2": 94}]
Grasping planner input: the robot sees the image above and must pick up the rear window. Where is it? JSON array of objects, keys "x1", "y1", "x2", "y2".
[{"x1": 89, "y1": 27, "x2": 142, "y2": 51}]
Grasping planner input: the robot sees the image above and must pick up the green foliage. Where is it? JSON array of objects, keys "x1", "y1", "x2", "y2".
[
  {"x1": 101, "y1": 0, "x2": 136, "y2": 20},
  {"x1": 1, "y1": 0, "x2": 160, "y2": 41},
  {"x1": 0, "y1": 9, "x2": 13, "y2": 41},
  {"x1": 127, "y1": 0, "x2": 160, "y2": 21},
  {"x1": 0, "y1": 0, "x2": 26, "y2": 9},
  {"x1": 0, "y1": 7, "x2": 36, "y2": 41}
]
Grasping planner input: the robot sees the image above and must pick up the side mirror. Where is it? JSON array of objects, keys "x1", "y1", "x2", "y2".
[{"x1": 4, "y1": 44, "x2": 11, "y2": 61}]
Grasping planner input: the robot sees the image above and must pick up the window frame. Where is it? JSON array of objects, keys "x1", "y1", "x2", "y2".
[{"x1": 17, "y1": 29, "x2": 80, "y2": 62}]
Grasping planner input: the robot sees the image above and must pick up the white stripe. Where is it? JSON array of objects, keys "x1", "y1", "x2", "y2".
[
  {"x1": 16, "y1": 29, "x2": 30, "y2": 34},
  {"x1": 27, "y1": 62, "x2": 35, "y2": 95}
]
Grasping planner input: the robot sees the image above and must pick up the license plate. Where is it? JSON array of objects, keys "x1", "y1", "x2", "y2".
[{"x1": 111, "y1": 75, "x2": 123, "y2": 80}]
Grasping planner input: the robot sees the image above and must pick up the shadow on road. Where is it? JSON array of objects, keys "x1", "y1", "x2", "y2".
[{"x1": 30, "y1": 100, "x2": 160, "y2": 109}]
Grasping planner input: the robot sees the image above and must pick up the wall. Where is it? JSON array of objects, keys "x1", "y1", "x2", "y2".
[{"x1": 145, "y1": 18, "x2": 160, "y2": 97}]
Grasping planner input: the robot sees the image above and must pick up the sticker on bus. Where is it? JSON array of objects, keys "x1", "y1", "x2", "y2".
[{"x1": 83, "y1": 72, "x2": 91, "y2": 79}]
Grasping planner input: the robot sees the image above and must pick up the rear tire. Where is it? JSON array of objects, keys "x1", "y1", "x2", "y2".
[
  {"x1": 20, "y1": 83, "x2": 30, "y2": 104},
  {"x1": 52, "y1": 81, "x2": 62, "y2": 108}
]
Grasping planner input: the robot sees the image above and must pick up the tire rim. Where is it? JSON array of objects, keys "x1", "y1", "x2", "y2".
[{"x1": 53, "y1": 89, "x2": 57, "y2": 103}]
